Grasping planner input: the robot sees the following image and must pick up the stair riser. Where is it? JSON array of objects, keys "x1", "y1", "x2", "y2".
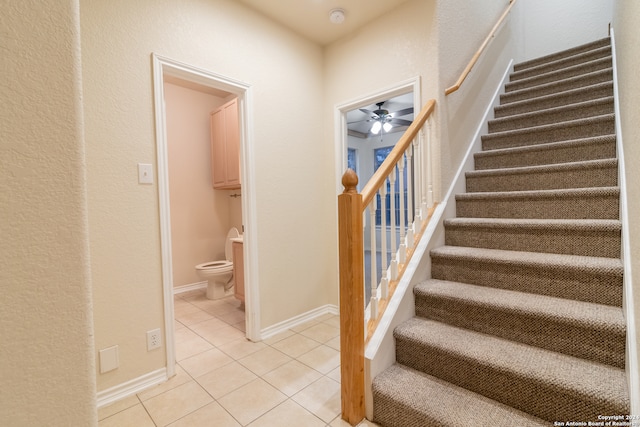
[
  {"x1": 414, "y1": 291, "x2": 625, "y2": 368},
  {"x1": 430, "y1": 256, "x2": 622, "y2": 306},
  {"x1": 474, "y1": 138, "x2": 616, "y2": 170},
  {"x1": 494, "y1": 83, "x2": 613, "y2": 118},
  {"x1": 444, "y1": 225, "x2": 621, "y2": 258},
  {"x1": 506, "y1": 58, "x2": 612, "y2": 92},
  {"x1": 501, "y1": 69, "x2": 612, "y2": 104},
  {"x1": 514, "y1": 38, "x2": 611, "y2": 72},
  {"x1": 481, "y1": 117, "x2": 614, "y2": 151},
  {"x1": 488, "y1": 99, "x2": 613, "y2": 133},
  {"x1": 510, "y1": 47, "x2": 612, "y2": 81},
  {"x1": 394, "y1": 335, "x2": 628, "y2": 422},
  {"x1": 456, "y1": 192, "x2": 619, "y2": 220},
  {"x1": 466, "y1": 164, "x2": 618, "y2": 192}
]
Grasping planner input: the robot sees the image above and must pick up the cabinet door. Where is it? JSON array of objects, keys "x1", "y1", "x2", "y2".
[
  {"x1": 210, "y1": 98, "x2": 241, "y2": 190},
  {"x1": 210, "y1": 107, "x2": 227, "y2": 188},
  {"x1": 224, "y1": 99, "x2": 241, "y2": 187}
]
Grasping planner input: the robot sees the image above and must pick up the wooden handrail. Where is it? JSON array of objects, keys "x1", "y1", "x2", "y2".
[
  {"x1": 445, "y1": 0, "x2": 518, "y2": 95},
  {"x1": 361, "y1": 99, "x2": 436, "y2": 207}
]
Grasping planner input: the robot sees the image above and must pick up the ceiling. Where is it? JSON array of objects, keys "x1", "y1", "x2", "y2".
[
  {"x1": 346, "y1": 93, "x2": 414, "y2": 139},
  {"x1": 236, "y1": 0, "x2": 413, "y2": 46}
]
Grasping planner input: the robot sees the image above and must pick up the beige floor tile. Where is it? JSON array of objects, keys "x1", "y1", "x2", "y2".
[
  {"x1": 261, "y1": 329, "x2": 295, "y2": 345},
  {"x1": 262, "y1": 360, "x2": 323, "y2": 397},
  {"x1": 199, "y1": 324, "x2": 246, "y2": 347},
  {"x1": 232, "y1": 320, "x2": 246, "y2": 332},
  {"x1": 291, "y1": 376, "x2": 341, "y2": 423},
  {"x1": 299, "y1": 322, "x2": 340, "y2": 344},
  {"x1": 325, "y1": 335, "x2": 340, "y2": 351},
  {"x1": 329, "y1": 415, "x2": 380, "y2": 427},
  {"x1": 218, "y1": 337, "x2": 266, "y2": 359},
  {"x1": 315, "y1": 312, "x2": 336, "y2": 322},
  {"x1": 174, "y1": 319, "x2": 186, "y2": 331},
  {"x1": 218, "y1": 378, "x2": 287, "y2": 426},
  {"x1": 196, "y1": 361, "x2": 257, "y2": 399},
  {"x1": 238, "y1": 346, "x2": 292, "y2": 376},
  {"x1": 271, "y1": 333, "x2": 321, "y2": 358},
  {"x1": 138, "y1": 365, "x2": 192, "y2": 401},
  {"x1": 98, "y1": 394, "x2": 140, "y2": 421},
  {"x1": 174, "y1": 299, "x2": 201, "y2": 317},
  {"x1": 98, "y1": 403, "x2": 155, "y2": 427},
  {"x1": 143, "y1": 381, "x2": 213, "y2": 427},
  {"x1": 327, "y1": 366, "x2": 341, "y2": 383},
  {"x1": 247, "y1": 399, "x2": 325, "y2": 427},
  {"x1": 189, "y1": 316, "x2": 230, "y2": 335},
  {"x1": 297, "y1": 345, "x2": 340, "y2": 374},
  {"x1": 174, "y1": 328, "x2": 214, "y2": 361},
  {"x1": 167, "y1": 402, "x2": 241, "y2": 427},
  {"x1": 216, "y1": 308, "x2": 246, "y2": 325},
  {"x1": 289, "y1": 319, "x2": 320, "y2": 333},
  {"x1": 179, "y1": 347, "x2": 234, "y2": 378},
  {"x1": 357, "y1": 419, "x2": 382, "y2": 426},
  {"x1": 320, "y1": 315, "x2": 340, "y2": 328},
  {"x1": 176, "y1": 308, "x2": 215, "y2": 326}
]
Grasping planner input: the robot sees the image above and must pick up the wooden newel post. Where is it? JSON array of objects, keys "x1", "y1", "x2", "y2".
[{"x1": 338, "y1": 169, "x2": 365, "y2": 425}]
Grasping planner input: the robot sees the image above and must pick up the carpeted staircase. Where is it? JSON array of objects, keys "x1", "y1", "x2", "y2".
[{"x1": 372, "y1": 37, "x2": 629, "y2": 426}]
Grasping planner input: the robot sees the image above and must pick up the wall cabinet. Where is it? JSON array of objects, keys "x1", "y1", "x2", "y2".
[
  {"x1": 210, "y1": 98, "x2": 240, "y2": 189},
  {"x1": 232, "y1": 240, "x2": 244, "y2": 303}
]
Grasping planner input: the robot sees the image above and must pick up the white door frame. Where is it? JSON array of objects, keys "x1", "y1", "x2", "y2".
[
  {"x1": 152, "y1": 54, "x2": 261, "y2": 377},
  {"x1": 333, "y1": 77, "x2": 422, "y2": 193}
]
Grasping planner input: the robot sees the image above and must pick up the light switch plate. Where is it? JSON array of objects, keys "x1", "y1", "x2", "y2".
[{"x1": 138, "y1": 163, "x2": 153, "y2": 184}]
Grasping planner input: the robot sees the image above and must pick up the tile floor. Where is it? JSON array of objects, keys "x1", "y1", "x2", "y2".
[{"x1": 98, "y1": 289, "x2": 380, "y2": 427}]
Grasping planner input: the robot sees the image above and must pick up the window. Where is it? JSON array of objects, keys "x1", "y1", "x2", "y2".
[
  {"x1": 374, "y1": 146, "x2": 410, "y2": 227},
  {"x1": 347, "y1": 148, "x2": 357, "y2": 174}
]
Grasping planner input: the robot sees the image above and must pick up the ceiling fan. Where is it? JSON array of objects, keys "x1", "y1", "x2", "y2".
[{"x1": 351, "y1": 101, "x2": 414, "y2": 135}]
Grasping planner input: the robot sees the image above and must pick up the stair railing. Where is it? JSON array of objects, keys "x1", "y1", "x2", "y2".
[
  {"x1": 445, "y1": 0, "x2": 518, "y2": 95},
  {"x1": 338, "y1": 99, "x2": 436, "y2": 425}
]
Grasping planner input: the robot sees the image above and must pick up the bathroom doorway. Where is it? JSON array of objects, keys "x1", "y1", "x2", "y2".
[{"x1": 152, "y1": 55, "x2": 260, "y2": 377}]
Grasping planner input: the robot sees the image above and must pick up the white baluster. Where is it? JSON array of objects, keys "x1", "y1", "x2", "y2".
[
  {"x1": 406, "y1": 144, "x2": 415, "y2": 248},
  {"x1": 420, "y1": 129, "x2": 429, "y2": 214},
  {"x1": 426, "y1": 122, "x2": 434, "y2": 208},
  {"x1": 369, "y1": 199, "x2": 377, "y2": 320},
  {"x1": 413, "y1": 137, "x2": 423, "y2": 225},
  {"x1": 379, "y1": 185, "x2": 388, "y2": 299},
  {"x1": 398, "y1": 156, "x2": 406, "y2": 264},
  {"x1": 389, "y1": 167, "x2": 398, "y2": 281}
]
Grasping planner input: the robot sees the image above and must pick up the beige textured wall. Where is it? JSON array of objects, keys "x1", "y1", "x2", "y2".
[
  {"x1": 613, "y1": 0, "x2": 640, "y2": 408},
  {"x1": 81, "y1": 0, "x2": 328, "y2": 391},
  {"x1": 164, "y1": 82, "x2": 236, "y2": 288},
  {"x1": 0, "y1": 0, "x2": 96, "y2": 425}
]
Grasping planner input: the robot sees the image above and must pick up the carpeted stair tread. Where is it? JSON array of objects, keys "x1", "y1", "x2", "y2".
[
  {"x1": 510, "y1": 45, "x2": 611, "y2": 81},
  {"x1": 455, "y1": 186, "x2": 619, "y2": 220},
  {"x1": 488, "y1": 96, "x2": 614, "y2": 133},
  {"x1": 500, "y1": 68, "x2": 612, "y2": 104},
  {"x1": 514, "y1": 37, "x2": 611, "y2": 72},
  {"x1": 505, "y1": 56, "x2": 612, "y2": 92},
  {"x1": 481, "y1": 114, "x2": 614, "y2": 151},
  {"x1": 430, "y1": 245, "x2": 623, "y2": 306},
  {"x1": 372, "y1": 364, "x2": 550, "y2": 427},
  {"x1": 414, "y1": 279, "x2": 625, "y2": 367},
  {"x1": 465, "y1": 158, "x2": 618, "y2": 192},
  {"x1": 494, "y1": 82, "x2": 613, "y2": 118},
  {"x1": 393, "y1": 318, "x2": 629, "y2": 422},
  {"x1": 444, "y1": 217, "x2": 621, "y2": 257},
  {"x1": 474, "y1": 134, "x2": 616, "y2": 170}
]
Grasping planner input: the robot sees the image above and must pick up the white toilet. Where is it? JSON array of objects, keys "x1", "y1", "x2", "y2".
[{"x1": 195, "y1": 227, "x2": 240, "y2": 300}]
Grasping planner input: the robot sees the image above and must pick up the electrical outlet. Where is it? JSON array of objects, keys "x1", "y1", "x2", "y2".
[{"x1": 147, "y1": 329, "x2": 162, "y2": 351}]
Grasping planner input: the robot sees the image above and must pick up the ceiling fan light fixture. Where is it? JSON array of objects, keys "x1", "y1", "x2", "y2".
[
  {"x1": 371, "y1": 121, "x2": 382, "y2": 134},
  {"x1": 383, "y1": 122, "x2": 393, "y2": 132},
  {"x1": 329, "y1": 8, "x2": 345, "y2": 24}
]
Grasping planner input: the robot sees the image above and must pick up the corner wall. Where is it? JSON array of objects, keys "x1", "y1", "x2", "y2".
[
  {"x1": 613, "y1": 0, "x2": 640, "y2": 412},
  {"x1": 0, "y1": 0, "x2": 96, "y2": 424}
]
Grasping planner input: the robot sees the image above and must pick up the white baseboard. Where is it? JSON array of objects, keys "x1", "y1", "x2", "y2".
[
  {"x1": 96, "y1": 368, "x2": 168, "y2": 409},
  {"x1": 173, "y1": 281, "x2": 207, "y2": 295},
  {"x1": 260, "y1": 304, "x2": 339, "y2": 340}
]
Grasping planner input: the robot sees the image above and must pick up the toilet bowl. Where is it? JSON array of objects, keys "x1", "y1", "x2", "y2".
[{"x1": 195, "y1": 227, "x2": 240, "y2": 300}]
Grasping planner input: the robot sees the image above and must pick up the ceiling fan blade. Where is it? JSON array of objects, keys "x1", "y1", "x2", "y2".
[
  {"x1": 392, "y1": 107, "x2": 414, "y2": 117},
  {"x1": 389, "y1": 118, "x2": 413, "y2": 126},
  {"x1": 347, "y1": 119, "x2": 370, "y2": 124},
  {"x1": 359, "y1": 108, "x2": 378, "y2": 118}
]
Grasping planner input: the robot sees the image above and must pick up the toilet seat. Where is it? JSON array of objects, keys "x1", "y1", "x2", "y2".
[
  {"x1": 195, "y1": 260, "x2": 232, "y2": 271},
  {"x1": 195, "y1": 227, "x2": 240, "y2": 272}
]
